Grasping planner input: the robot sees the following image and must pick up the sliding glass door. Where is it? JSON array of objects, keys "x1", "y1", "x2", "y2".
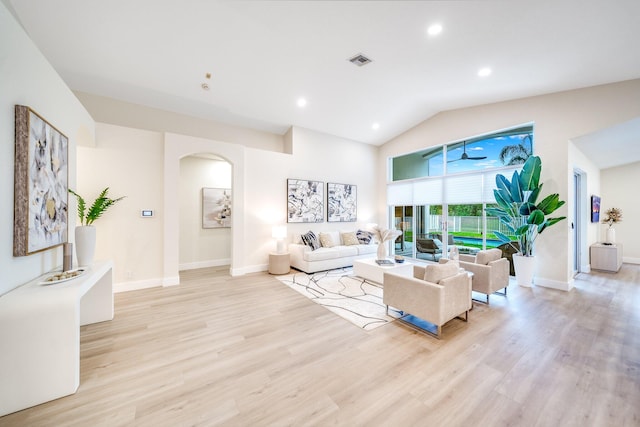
[
  {"x1": 393, "y1": 206, "x2": 413, "y2": 256},
  {"x1": 413, "y1": 205, "x2": 444, "y2": 261},
  {"x1": 393, "y1": 202, "x2": 504, "y2": 260}
]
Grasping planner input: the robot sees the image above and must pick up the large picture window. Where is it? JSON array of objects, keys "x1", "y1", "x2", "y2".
[{"x1": 390, "y1": 124, "x2": 533, "y2": 259}]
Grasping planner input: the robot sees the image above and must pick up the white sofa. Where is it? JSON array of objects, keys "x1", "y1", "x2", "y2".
[{"x1": 289, "y1": 230, "x2": 377, "y2": 273}]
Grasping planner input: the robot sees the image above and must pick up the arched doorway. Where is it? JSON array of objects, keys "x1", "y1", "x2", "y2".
[
  {"x1": 179, "y1": 154, "x2": 232, "y2": 271},
  {"x1": 163, "y1": 133, "x2": 245, "y2": 285}
]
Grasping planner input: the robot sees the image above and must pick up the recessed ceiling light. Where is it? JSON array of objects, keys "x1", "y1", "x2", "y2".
[
  {"x1": 427, "y1": 24, "x2": 443, "y2": 36},
  {"x1": 297, "y1": 97, "x2": 307, "y2": 108},
  {"x1": 372, "y1": 123, "x2": 380, "y2": 131},
  {"x1": 478, "y1": 67, "x2": 492, "y2": 77}
]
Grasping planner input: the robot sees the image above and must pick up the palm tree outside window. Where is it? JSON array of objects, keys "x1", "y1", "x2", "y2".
[{"x1": 499, "y1": 133, "x2": 533, "y2": 165}]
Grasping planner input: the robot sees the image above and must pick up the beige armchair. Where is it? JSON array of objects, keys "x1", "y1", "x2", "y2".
[
  {"x1": 441, "y1": 248, "x2": 509, "y2": 304},
  {"x1": 383, "y1": 265, "x2": 472, "y2": 338}
]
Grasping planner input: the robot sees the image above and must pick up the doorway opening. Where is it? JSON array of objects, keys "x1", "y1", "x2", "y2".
[
  {"x1": 573, "y1": 169, "x2": 586, "y2": 276},
  {"x1": 179, "y1": 154, "x2": 232, "y2": 272}
]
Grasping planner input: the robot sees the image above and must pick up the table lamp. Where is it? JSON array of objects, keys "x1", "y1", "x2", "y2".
[{"x1": 272, "y1": 225, "x2": 287, "y2": 254}]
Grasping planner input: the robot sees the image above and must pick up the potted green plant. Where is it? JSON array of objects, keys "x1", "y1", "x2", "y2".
[
  {"x1": 68, "y1": 187, "x2": 125, "y2": 266},
  {"x1": 485, "y1": 156, "x2": 566, "y2": 286}
]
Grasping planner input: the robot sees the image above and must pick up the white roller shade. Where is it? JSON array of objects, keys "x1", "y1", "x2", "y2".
[
  {"x1": 413, "y1": 178, "x2": 443, "y2": 205},
  {"x1": 445, "y1": 174, "x2": 482, "y2": 204},
  {"x1": 387, "y1": 166, "x2": 521, "y2": 206},
  {"x1": 387, "y1": 181, "x2": 413, "y2": 206}
]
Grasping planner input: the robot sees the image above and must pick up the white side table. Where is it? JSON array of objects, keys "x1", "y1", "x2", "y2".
[
  {"x1": 590, "y1": 243, "x2": 622, "y2": 272},
  {"x1": 269, "y1": 252, "x2": 290, "y2": 275}
]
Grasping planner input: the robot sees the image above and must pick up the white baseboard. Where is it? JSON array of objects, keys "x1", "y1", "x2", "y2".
[
  {"x1": 114, "y1": 261, "x2": 272, "y2": 292},
  {"x1": 179, "y1": 259, "x2": 231, "y2": 271},
  {"x1": 535, "y1": 277, "x2": 572, "y2": 292},
  {"x1": 231, "y1": 263, "x2": 269, "y2": 276},
  {"x1": 623, "y1": 257, "x2": 640, "y2": 265},
  {"x1": 163, "y1": 276, "x2": 180, "y2": 286},
  {"x1": 114, "y1": 277, "x2": 165, "y2": 293}
]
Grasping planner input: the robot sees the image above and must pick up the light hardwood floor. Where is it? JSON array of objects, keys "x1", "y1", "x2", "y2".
[{"x1": 2, "y1": 264, "x2": 639, "y2": 426}]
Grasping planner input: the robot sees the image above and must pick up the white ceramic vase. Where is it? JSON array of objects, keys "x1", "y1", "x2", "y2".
[
  {"x1": 606, "y1": 227, "x2": 616, "y2": 244},
  {"x1": 75, "y1": 225, "x2": 96, "y2": 267},
  {"x1": 377, "y1": 242, "x2": 387, "y2": 260},
  {"x1": 513, "y1": 254, "x2": 535, "y2": 287}
]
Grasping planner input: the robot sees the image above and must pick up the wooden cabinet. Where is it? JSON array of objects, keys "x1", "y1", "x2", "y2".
[{"x1": 590, "y1": 243, "x2": 623, "y2": 272}]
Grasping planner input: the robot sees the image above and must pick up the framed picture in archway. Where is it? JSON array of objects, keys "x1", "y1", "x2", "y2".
[
  {"x1": 287, "y1": 179, "x2": 324, "y2": 223},
  {"x1": 327, "y1": 182, "x2": 357, "y2": 222},
  {"x1": 202, "y1": 187, "x2": 231, "y2": 228},
  {"x1": 14, "y1": 105, "x2": 69, "y2": 256}
]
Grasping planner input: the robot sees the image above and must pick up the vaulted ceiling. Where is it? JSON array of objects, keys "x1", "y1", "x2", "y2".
[{"x1": 7, "y1": 0, "x2": 640, "y2": 158}]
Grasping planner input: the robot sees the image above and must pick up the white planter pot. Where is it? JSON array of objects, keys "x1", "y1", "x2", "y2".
[
  {"x1": 606, "y1": 227, "x2": 616, "y2": 244},
  {"x1": 75, "y1": 226, "x2": 96, "y2": 267},
  {"x1": 377, "y1": 242, "x2": 387, "y2": 260},
  {"x1": 513, "y1": 254, "x2": 535, "y2": 287}
]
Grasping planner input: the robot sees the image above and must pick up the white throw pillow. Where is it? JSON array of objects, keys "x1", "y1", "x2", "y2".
[
  {"x1": 424, "y1": 262, "x2": 459, "y2": 284},
  {"x1": 341, "y1": 232, "x2": 359, "y2": 246},
  {"x1": 319, "y1": 232, "x2": 336, "y2": 248},
  {"x1": 475, "y1": 248, "x2": 502, "y2": 265}
]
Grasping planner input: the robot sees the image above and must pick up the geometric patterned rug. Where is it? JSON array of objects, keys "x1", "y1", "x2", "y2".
[{"x1": 275, "y1": 267, "x2": 402, "y2": 330}]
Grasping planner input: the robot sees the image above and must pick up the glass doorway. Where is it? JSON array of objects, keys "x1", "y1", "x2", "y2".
[
  {"x1": 413, "y1": 205, "x2": 444, "y2": 261},
  {"x1": 392, "y1": 202, "x2": 503, "y2": 261},
  {"x1": 393, "y1": 206, "x2": 413, "y2": 256}
]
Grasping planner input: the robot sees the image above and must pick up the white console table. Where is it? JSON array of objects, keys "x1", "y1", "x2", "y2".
[
  {"x1": 590, "y1": 243, "x2": 623, "y2": 272},
  {"x1": 0, "y1": 260, "x2": 113, "y2": 416}
]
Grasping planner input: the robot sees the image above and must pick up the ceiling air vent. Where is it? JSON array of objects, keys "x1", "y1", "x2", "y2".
[{"x1": 348, "y1": 53, "x2": 372, "y2": 67}]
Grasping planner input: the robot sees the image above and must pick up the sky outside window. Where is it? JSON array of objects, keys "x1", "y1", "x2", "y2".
[{"x1": 391, "y1": 126, "x2": 533, "y2": 180}]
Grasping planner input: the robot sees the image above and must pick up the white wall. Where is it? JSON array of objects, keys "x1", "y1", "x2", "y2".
[
  {"x1": 601, "y1": 161, "x2": 640, "y2": 264},
  {"x1": 379, "y1": 79, "x2": 640, "y2": 290},
  {"x1": 0, "y1": 3, "x2": 94, "y2": 295},
  {"x1": 75, "y1": 92, "x2": 284, "y2": 152},
  {"x1": 179, "y1": 156, "x2": 232, "y2": 269},
  {"x1": 76, "y1": 123, "x2": 164, "y2": 291}
]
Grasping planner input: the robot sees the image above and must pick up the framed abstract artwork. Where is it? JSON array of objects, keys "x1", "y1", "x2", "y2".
[
  {"x1": 327, "y1": 182, "x2": 357, "y2": 222},
  {"x1": 202, "y1": 188, "x2": 232, "y2": 228},
  {"x1": 591, "y1": 195, "x2": 601, "y2": 223},
  {"x1": 287, "y1": 179, "x2": 324, "y2": 223},
  {"x1": 14, "y1": 105, "x2": 69, "y2": 256}
]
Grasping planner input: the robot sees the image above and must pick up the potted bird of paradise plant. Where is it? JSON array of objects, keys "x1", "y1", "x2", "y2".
[{"x1": 485, "y1": 156, "x2": 566, "y2": 287}]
